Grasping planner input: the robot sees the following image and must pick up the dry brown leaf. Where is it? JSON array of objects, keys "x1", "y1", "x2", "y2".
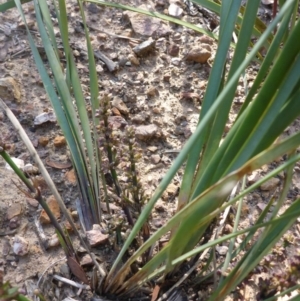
[
  {"x1": 67, "y1": 256, "x2": 89, "y2": 285},
  {"x1": 151, "y1": 285, "x2": 160, "y2": 301},
  {"x1": 46, "y1": 158, "x2": 72, "y2": 169}
]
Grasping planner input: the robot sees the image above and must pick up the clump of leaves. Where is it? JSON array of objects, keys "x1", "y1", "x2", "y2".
[{"x1": 1, "y1": 0, "x2": 300, "y2": 300}]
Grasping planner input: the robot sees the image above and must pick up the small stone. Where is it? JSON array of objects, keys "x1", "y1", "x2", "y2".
[
  {"x1": 260, "y1": 178, "x2": 280, "y2": 191},
  {"x1": 198, "y1": 35, "x2": 214, "y2": 45},
  {"x1": 216, "y1": 245, "x2": 228, "y2": 256},
  {"x1": 32, "y1": 176, "x2": 48, "y2": 191},
  {"x1": 124, "y1": 10, "x2": 170, "y2": 37},
  {"x1": 9, "y1": 216, "x2": 20, "y2": 230},
  {"x1": 60, "y1": 263, "x2": 71, "y2": 278},
  {"x1": 151, "y1": 154, "x2": 161, "y2": 164},
  {"x1": 0, "y1": 77, "x2": 21, "y2": 103},
  {"x1": 112, "y1": 97, "x2": 129, "y2": 115},
  {"x1": 65, "y1": 169, "x2": 77, "y2": 186},
  {"x1": 64, "y1": 220, "x2": 74, "y2": 232},
  {"x1": 88, "y1": 3, "x2": 100, "y2": 13},
  {"x1": 146, "y1": 86, "x2": 158, "y2": 97},
  {"x1": 47, "y1": 234, "x2": 60, "y2": 248},
  {"x1": 152, "y1": 107, "x2": 160, "y2": 114},
  {"x1": 155, "y1": 0, "x2": 165, "y2": 7},
  {"x1": 135, "y1": 124, "x2": 160, "y2": 141},
  {"x1": 257, "y1": 202, "x2": 267, "y2": 211},
  {"x1": 168, "y1": 43, "x2": 180, "y2": 56},
  {"x1": 34, "y1": 111, "x2": 56, "y2": 125},
  {"x1": 168, "y1": 3, "x2": 183, "y2": 18},
  {"x1": 223, "y1": 224, "x2": 233, "y2": 234},
  {"x1": 97, "y1": 33, "x2": 107, "y2": 40},
  {"x1": 53, "y1": 136, "x2": 66, "y2": 147},
  {"x1": 80, "y1": 254, "x2": 93, "y2": 266},
  {"x1": 111, "y1": 107, "x2": 121, "y2": 116},
  {"x1": 86, "y1": 224, "x2": 109, "y2": 247},
  {"x1": 128, "y1": 54, "x2": 140, "y2": 66},
  {"x1": 23, "y1": 164, "x2": 39, "y2": 175},
  {"x1": 15, "y1": 274, "x2": 23, "y2": 283},
  {"x1": 132, "y1": 113, "x2": 148, "y2": 124},
  {"x1": 133, "y1": 38, "x2": 156, "y2": 57},
  {"x1": 6, "y1": 203, "x2": 22, "y2": 220},
  {"x1": 71, "y1": 211, "x2": 78, "y2": 219},
  {"x1": 4, "y1": 62, "x2": 14, "y2": 70},
  {"x1": 39, "y1": 195, "x2": 61, "y2": 224},
  {"x1": 163, "y1": 73, "x2": 171, "y2": 82},
  {"x1": 38, "y1": 136, "x2": 49, "y2": 147},
  {"x1": 185, "y1": 45, "x2": 212, "y2": 63},
  {"x1": 96, "y1": 64, "x2": 104, "y2": 73},
  {"x1": 73, "y1": 49, "x2": 80, "y2": 57},
  {"x1": 5, "y1": 158, "x2": 24, "y2": 171},
  {"x1": 13, "y1": 236, "x2": 29, "y2": 256},
  {"x1": 153, "y1": 218, "x2": 163, "y2": 228},
  {"x1": 171, "y1": 57, "x2": 181, "y2": 66},
  {"x1": 166, "y1": 183, "x2": 178, "y2": 196},
  {"x1": 26, "y1": 197, "x2": 39, "y2": 208},
  {"x1": 154, "y1": 200, "x2": 165, "y2": 212},
  {"x1": 148, "y1": 146, "x2": 158, "y2": 152},
  {"x1": 108, "y1": 116, "x2": 127, "y2": 129},
  {"x1": 122, "y1": 29, "x2": 133, "y2": 37},
  {"x1": 247, "y1": 171, "x2": 260, "y2": 184}
]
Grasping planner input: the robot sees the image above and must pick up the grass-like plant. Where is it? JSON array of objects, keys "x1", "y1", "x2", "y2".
[{"x1": 1, "y1": 0, "x2": 300, "y2": 299}]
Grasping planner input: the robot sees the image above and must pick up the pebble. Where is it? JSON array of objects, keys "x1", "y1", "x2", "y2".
[
  {"x1": 171, "y1": 57, "x2": 181, "y2": 66},
  {"x1": 112, "y1": 97, "x2": 129, "y2": 115},
  {"x1": 154, "y1": 200, "x2": 165, "y2": 212},
  {"x1": 88, "y1": 3, "x2": 100, "y2": 14},
  {"x1": 96, "y1": 64, "x2": 104, "y2": 73},
  {"x1": 86, "y1": 224, "x2": 109, "y2": 247},
  {"x1": 133, "y1": 38, "x2": 156, "y2": 57},
  {"x1": 38, "y1": 136, "x2": 49, "y2": 147},
  {"x1": 260, "y1": 178, "x2": 280, "y2": 191},
  {"x1": 148, "y1": 146, "x2": 158, "y2": 152},
  {"x1": 135, "y1": 124, "x2": 161, "y2": 141},
  {"x1": 23, "y1": 164, "x2": 39, "y2": 175},
  {"x1": 13, "y1": 236, "x2": 29, "y2": 256},
  {"x1": 9, "y1": 216, "x2": 20, "y2": 229},
  {"x1": 0, "y1": 77, "x2": 21, "y2": 103},
  {"x1": 5, "y1": 157, "x2": 24, "y2": 171},
  {"x1": 247, "y1": 171, "x2": 260, "y2": 184},
  {"x1": 26, "y1": 197, "x2": 39, "y2": 208},
  {"x1": 80, "y1": 254, "x2": 93, "y2": 266},
  {"x1": 197, "y1": 35, "x2": 215, "y2": 45},
  {"x1": 32, "y1": 176, "x2": 48, "y2": 191},
  {"x1": 39, "y1": 195, "x2": 61, "y2": 224},
  {"x1": 185, "y1": 45, "x2": 212, "y2": 63},
  {"x1": 108, "y1": 116, "x2": 127, "y2": 129},
  {"x1": 128, "y1": 54, "x2": 140, "y2": 66},
  {"x1": 168, "y1": 43, "x2": 180, "y2": 56},
  {"x1": 166, "y1": 183, "x2": 178, "y2": 196},
  {"x1": 65, "y1": 169, "x2": 77, "y2": 186},
  {"x1": 168, "y1": 3, "x2": 183, "y2": 18},
  {"x1": 34, "y1": 111, "x2": 56, "y2": 125},
  {"x1": 46, "y1": 234, "x2": 59, "y2": 248},
  {"x1": 6, "y1": 203, "x2": 22, "y2": 220},
  {"x1": 124, "y1": 10, "x2": 170, "y2": 37},
  {"x1": 146, "y1": 86, "x2": 158, "y2": 97},
  {"x1": 53, "y1": 136, "x2": 66, "y2": 147},
  {"x1": 97, "y1": 33, "x2": 107, "y2": 40},
  {"x1": 151, "y1": 154, "x2": 161, "y2": 164},
  {"x1": 216, "y1": 245, "x2": 228, "y2": 256},
  {"x1": 163, "y1": 73, "x2": 171, "y2": 82}
]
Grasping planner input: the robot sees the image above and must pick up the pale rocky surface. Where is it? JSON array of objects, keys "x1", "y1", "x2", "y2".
[{"x1": 0, "y1": 0, "x2": 299, "y2": 300}]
